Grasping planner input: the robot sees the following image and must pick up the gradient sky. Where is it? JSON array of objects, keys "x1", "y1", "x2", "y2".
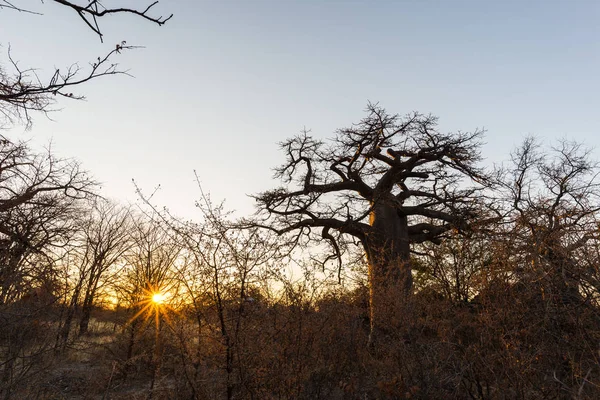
[{"x1": 2, "y1": 0, "x2": 599, "y2": 218}]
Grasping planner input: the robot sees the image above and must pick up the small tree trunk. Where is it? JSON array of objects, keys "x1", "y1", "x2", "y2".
[
  {"x1": 58, "y1": 284, "x2": 82, "y2": 348},
  {"x1": 126, "y1": 320, "x2": 137, "y2": 363},
  {"x1": 78, "y1": 287, "x2": 96, "y2": 336},
  {"x1": 78, "y1": 304, "x2": 91, "y2": 336},
  {"x1": 59, "y1": 309, "x2": 74, "y2": 347},
  {"x1": 79, "y1": 270, "x2": 101, "y2": 336},
  {"x1": 365, "y1": 203, "x2": 413, "y2": 347}
]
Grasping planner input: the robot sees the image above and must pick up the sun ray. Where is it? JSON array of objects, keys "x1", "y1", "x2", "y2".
[
  {"x1": 123, "y1": 285, "x2": 179, "y2": 331},
  {"x1": 127, "y1": 301, "x2": 153, "y2": 325}
]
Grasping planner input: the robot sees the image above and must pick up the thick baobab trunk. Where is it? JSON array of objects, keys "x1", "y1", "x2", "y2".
[{"x1": 365, "y1": 203, "x2": 413, "y2": 346}]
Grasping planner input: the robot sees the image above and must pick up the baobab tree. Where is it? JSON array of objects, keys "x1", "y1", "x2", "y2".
[{"x1": 254, "y1": 104, "x2": 487, "y2": 343}]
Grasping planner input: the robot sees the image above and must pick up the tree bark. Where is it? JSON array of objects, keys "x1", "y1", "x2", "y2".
[{"x1": 365, "y1": 203, "x2": 413, "y2": 347}]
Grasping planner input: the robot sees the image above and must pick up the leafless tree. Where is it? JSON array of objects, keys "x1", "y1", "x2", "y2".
[
  {"x1": 252, "y1": 103, "x2": 488, "y2": 344},
  {"x1": 135, "y1": 176, "x2": 285, "y2": 399},
  {"x1": 77, "y1": 200, "x2": 132, "y2": 336},
  {"x1": 0, "y1": 136, "x2": 93, "y2": 398},
  {"x1": 413, "y1": 229, "x2": 494, "y2": 303},
  {"x1": 192, "y1": 195, "x2": 281, "y2": 400},
  {"x1": 0, "y1": 1, "x2": 172, "y2": 128},
  {"x1": 56, "y1": 200, "x2": 132, "y2": 345},
  {"x1": 498, "y1": 138, "x2": 600, "y2": 304},
  {"x1": 0, "y1": 135, "x2": 95, "y2": 303},
  {"x1": 479, "y1": 137, "x2": 600, "y2": 395},
  {"x1": 112, "y1": 216, "x2": 180, "y2": 396}
]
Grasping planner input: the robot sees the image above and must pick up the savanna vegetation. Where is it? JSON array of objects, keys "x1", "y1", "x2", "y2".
[
  {"x1": 1, "y1": 2, "x2": 600, "y2": 400},
  {"x1": 0, "y1": 107, "x2": 599, "y2": 399}
]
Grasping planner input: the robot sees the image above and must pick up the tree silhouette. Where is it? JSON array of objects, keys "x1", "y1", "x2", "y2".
[{"x1": 254, "y1": 103, "x2": 488, "y2": 343}]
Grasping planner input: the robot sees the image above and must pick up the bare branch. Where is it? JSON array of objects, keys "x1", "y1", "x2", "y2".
[{"x1": 52, "y1": 0, "x2": 172, "y2": 42}]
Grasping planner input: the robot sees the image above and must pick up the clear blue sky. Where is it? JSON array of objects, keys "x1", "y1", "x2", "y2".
[{"x1": 2, "y1": 0, "x2": 599, "y2": 217}]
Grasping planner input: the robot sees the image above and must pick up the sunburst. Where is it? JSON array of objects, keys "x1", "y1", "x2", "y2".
[{"x1": 126, "y1": 285, "x2": 174, "y2": 331}]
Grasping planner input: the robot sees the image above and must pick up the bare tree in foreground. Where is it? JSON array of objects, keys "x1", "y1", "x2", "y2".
[
  {"x1": 253, "y1": 104, "x2": 488, "y2": 344},
  {"x1": 0, "y1": 136, "x2": 95, "y2": 291},
  {"x1": 0, "y1": 136, "x2": 94, "y2": 397},
  {"x1": 0, "y1": 1, "x2": 172, "y2": 128}
]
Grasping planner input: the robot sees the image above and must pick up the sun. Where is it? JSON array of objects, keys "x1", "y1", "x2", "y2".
[
  {"x1": 152, "y1": 292, "x2": 165, "y2": 304},
  {"x1": 125, "y1": 286, "x2": 176, "y2": 332}
]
